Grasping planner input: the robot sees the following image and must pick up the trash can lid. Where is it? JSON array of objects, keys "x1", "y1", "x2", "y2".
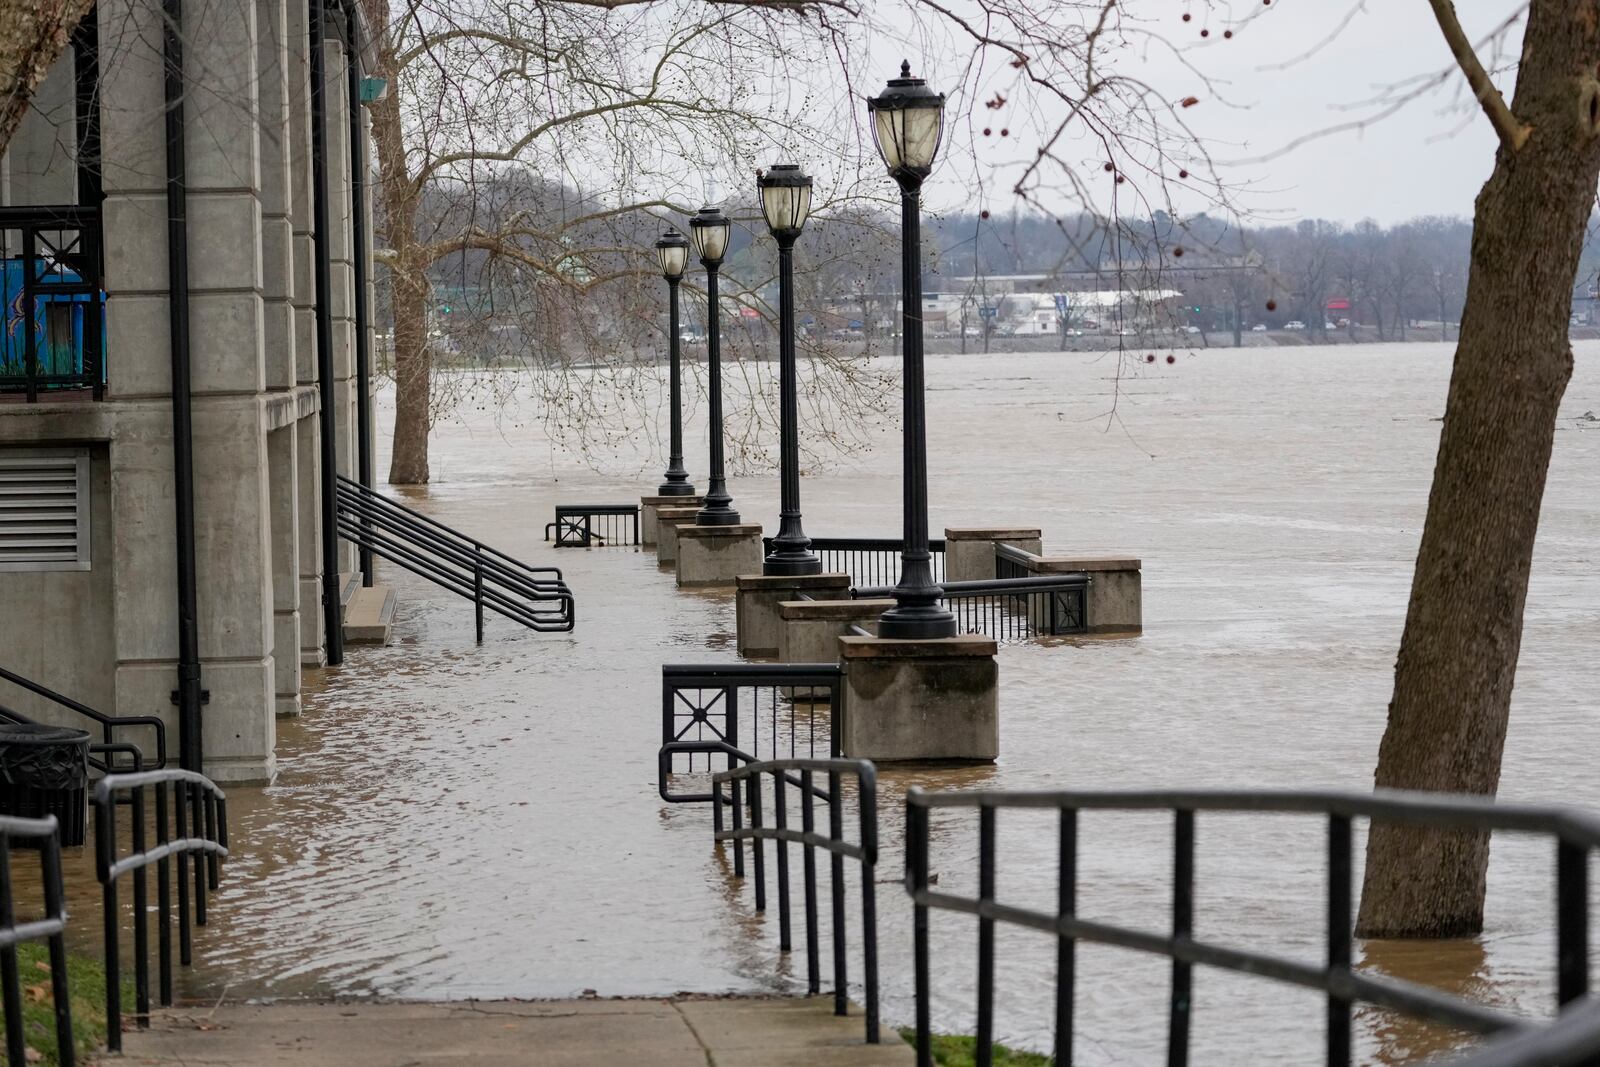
[{"x1": 0, "y1": 721, "x2": 92, "y2": 745}]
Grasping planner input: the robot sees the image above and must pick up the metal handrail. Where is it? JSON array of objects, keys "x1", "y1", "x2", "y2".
[
  {"x1": 338, "y1": 476, "x2": 562, "y2": 575},
  {"x1": 850, "y1": 574, "x2": 1088, "y2": 600},
  {"x1": 904, "y1": 786, "x2": 1600, "y2": 1067},
  {"x1": 660, "y1": 664, "x2": 844, "y2": 804},
  {"x1": 0, "y1": 663, "x2": 166, "y2": 769},
  {"x1": 92, "y1": 769, "x2": 230, "y2": 1052},
  {"x1": 712, "y1": 756, "x2": 881, "y2": 1044},
  {"x1": 333, "y1": 476, "x2": 575, "y2": 639},
  {"x1": 0, "y1": 814, "x2": 75, "y2": 1066}
]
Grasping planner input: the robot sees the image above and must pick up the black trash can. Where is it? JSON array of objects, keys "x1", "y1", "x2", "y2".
[{"x1": 0, "y1": 722, "x2": 91, "y2": 847}]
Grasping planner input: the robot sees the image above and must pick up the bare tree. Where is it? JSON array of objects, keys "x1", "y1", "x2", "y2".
[
  {"x1": 1356, "y1": 0, "x2": 1600, "y2": 938},
  {"x1": 0, "y1": 0, "x2": 94, "y2": 155}
]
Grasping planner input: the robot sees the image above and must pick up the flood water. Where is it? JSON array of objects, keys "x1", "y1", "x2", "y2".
[{"x1": 36, "y1": 342, "x2": 1600, "y2": 1063}]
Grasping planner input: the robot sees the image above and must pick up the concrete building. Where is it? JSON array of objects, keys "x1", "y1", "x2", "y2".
[{"x1": 0, "y1": 0, "x2": 380, "y2": 783}]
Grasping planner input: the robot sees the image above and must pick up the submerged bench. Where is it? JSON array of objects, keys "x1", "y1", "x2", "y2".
[{"x1": 544, "y1": 504, "x2": 640, "y2": 547}]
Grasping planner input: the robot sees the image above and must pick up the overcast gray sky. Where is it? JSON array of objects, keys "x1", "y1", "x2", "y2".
[{"x1": 858, "y1": 1, "x2": 1528, "y2": 225}]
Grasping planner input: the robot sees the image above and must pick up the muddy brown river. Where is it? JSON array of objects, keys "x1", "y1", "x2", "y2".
[{"x1": 34, "y1": 342, "x2": 1600, "y2": 1063}]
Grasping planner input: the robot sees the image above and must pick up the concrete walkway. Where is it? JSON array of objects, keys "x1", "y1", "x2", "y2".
[{"x1": 103, "y1": 996, "x2": 914, "y2": 1066}]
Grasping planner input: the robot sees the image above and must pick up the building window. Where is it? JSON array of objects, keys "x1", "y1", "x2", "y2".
[{"x1": 0, "y1": 447, "x2": 92, "y2": 572}]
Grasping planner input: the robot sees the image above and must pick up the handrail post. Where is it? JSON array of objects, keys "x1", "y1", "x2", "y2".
[{"x1": 474, "y1": 553, "x2": 485, "y2": 644}]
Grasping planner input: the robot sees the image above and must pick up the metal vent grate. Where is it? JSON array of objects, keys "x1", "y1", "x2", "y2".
[{"x1": 0, "y1": 449, "x2": 91, "y2": 571}]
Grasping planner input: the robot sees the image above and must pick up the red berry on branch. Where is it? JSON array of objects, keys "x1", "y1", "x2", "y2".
[
  {"x1": 1200, "y1": 28, "x2": 1210, "y2": 37},
  {"x1": 1178, "y1": 168, "x2": 1189, "y2": 178},
  {"x1": 1172, "y1": 246, "x2": 1184, "y2": 257},
  {"x1": 1103, "y1": 162, "x2": 1114, "y2": 172},
  {"x1": 1266, "y1": 299, "x2": 1277, "y2": 311},
  {"x1": 1182, "y1": 12, "x2": 1191, "y2": 20},
  {"x1": 1166, "y1": 354, "x2": 1176, "y2": 364},
  {"x1": 1224, "y1": 29, "x2": 1234, "y2": 38},
  {"x1": 1146, "y1": 354, "x2": 1156, "y2": 363}
]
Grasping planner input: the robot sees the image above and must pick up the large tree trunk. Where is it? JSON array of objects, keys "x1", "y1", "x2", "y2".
[
  {"x1": 0, "y1": 0, "x2": 93, "y2": 157},
  {"x1": 1356, "y1": 0, "x2": 1600, "y2": 938},
  {"x1": 363, "y1": 2, "x2": 431, "y2": 485}
]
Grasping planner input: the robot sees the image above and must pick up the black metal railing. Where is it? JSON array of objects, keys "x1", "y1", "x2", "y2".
[
  {"x1": 765, "y1": 537, "x2": 946, "y2": 587},
  {"x1": 661, "y1": 744, "x2": 880, "y2": 1045},
  {"x1": 544, "y1": 504, "x2": 640, "y2": 547},
  {"x1": 904, "y1": 787, "x2": 1600, "y2": 1067},
  {"x1": 0, "y1": 205, "x2": 104, "y2": 402},
  {"x1": 0, "y1": 664, "x2": 165, "y2": 772},
  {"x1": 93, "y1": 768, "x2": 229, "y2": 1051},
  {"x1": 335, "y1": 475, "x2": 574, "y2": 640},
  {"x1": 659, "y1": 664, "x2": 842, "y2": 804},
  {"x1": 993, "y1": 542, "x2": 1035, "y2": 581},
  {"x1": 851, "y1": 575, "x2": 1089, "y2": 640},
  {"x1": 0, "y1": 814, "x2": 74, "y2": 1066}
]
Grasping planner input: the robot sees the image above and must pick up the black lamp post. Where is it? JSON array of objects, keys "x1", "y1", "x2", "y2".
[
  {"x1": 654, "y1": 230, "x2": 695, "y2": 496},
  {"x1": 758, "y1": 164, "x2": 821, "y2": 576},
  {"x1": 869, "y1": 62, "x2": 957, "y2": 639},
  {"x1": 689, "y1": 207, "x2": 740, "y2": 526}
]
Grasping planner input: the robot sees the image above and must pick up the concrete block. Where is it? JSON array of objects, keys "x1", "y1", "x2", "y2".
[
  {"x1": 778, "y1": 597, "x2": 892, "y2": 664},
  {"x1": 839, "y1": 634, "x2": 999, "y2": 762},
  {"x1": 187, "y1": 192, "x2": 265, "y2": 291},
  {"x1": 655, "y1": 507, "x2": 700, "y2": 565},
  {"x1": 735, "y1": 573, "x2": 851, "y2": 656},
  {"x1": 944, "y1": 526, "x2": 1042, "y2": 583},
  {"x1": 677, "y1": 524, "x2": 764, "y2": 588},
  {"x1": 641, "y1": 494, "x2": 702, "y2": 547},
  {"x1": 1030, "y1": 553, "x2": 1143, "y2": 635}
]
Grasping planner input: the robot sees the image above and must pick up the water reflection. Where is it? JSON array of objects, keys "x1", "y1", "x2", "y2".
[{"x1": 1358, "y1": 939, "x2": 1496, "y2": 1066}]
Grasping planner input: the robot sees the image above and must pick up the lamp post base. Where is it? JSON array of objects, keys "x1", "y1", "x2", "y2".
[
  {"x1": 657, "y1": 480, "x2": 696, "y2": 496},
  {"x1": 697, "y1": 504, "x2": 741, "y2": 526},
  {"x1": 876, "y1": 604, "x2": 959, "y2": 640},
  {"x1": 763, "y1": 551, "x2": 823, "y2": 577}
]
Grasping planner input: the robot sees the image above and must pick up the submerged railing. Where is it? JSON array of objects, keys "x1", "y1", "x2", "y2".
[
  {"x1": 0, "y1": 664, "x2": 166, "y2": 772},
  {"x1": 544, "y1": 504, "x2": 640, "y2": 548},
  {"x1": 765, "y1": 537, "x2": 946, "y2": 588},
  {"x1": 904, "y1": 787, "x2": 1600, "y2": 1067},
  {"x1": 658, "y1": 663, "x2": 842, "y2": 804},
  {"x1": 851, "y1": 574, "x2": 1089, "y2": 640},
  {"x1": 336, "y1": 475, "x2": 575, "y2": 639},
  {"x1": 0, "y1": 814, "x2": 74, "y2": 1066},
  {"x1": 662, "y1": 745, "x2": 880, "y2": 1045},
  {"x1": 93, "y1": 768, "x2": 229, "y2": 1050}
]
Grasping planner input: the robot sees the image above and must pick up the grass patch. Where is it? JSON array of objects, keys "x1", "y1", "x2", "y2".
[
  {"x1": 0, "y1": 942, "x2": 127, "y2": 1065},
  {"x1": 899, "y1": 1027, "x2": 1054, "y2": 1066}
]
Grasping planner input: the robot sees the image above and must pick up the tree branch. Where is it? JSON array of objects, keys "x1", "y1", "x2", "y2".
[{"x1": 1425, "y1": 0, "x2": 1531, "y2": 152}]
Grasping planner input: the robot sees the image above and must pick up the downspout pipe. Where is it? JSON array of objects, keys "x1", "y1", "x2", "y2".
[
  {"x1": 345, "y1": 3, "x2": 374, "y2": 587},
  {"x1": 163, "y1": 0, "x2": 204, "y2": 771},
  {"x1": 309, "y1": 0, "x2": 345, "y2": 664}
]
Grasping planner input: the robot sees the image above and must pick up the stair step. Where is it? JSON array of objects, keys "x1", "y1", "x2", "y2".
[{"x1": 343, "y1": 584, "x2": 397, "y2": 645}]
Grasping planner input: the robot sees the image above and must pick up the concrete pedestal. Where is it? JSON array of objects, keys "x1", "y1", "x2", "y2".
[
  {"x1": 677, "y1": 524, "x2": 765, "y2": 587},
  {"x1": 1033, "y1": 554, "x2": 1142, "y2": 635},
  {"x1": 655, "y1": 507, "x2": 701, "y2": 565},
  {"x1": 945, "y1": 526, "x2": 1042, "y2": 583},
  {"x1": 838, "y1": 634, "x2": 999, "y2": 761},
  {"x1": 641, "y1": 494, "x2": 702, "y2": 547},
  {"x1": 778, "y1": 597, "x2": 893, "y2": 663},
  {"x1": 735, "y1": 574, "x2": 852, "y2": 656}
]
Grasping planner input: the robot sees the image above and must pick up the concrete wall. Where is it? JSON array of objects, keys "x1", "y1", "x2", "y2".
[{"x1": 0, "y1": 0, "x2": 373, "y2": 782}]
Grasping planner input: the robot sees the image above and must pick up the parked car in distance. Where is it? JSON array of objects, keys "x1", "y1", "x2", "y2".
[
  {"x1": 1284, "y1": 320, "x2": 1306, "y2": 330},
  {"x1": 1251, "y1": 324, "x2": 1268, "y2": 331},
  {"x1": 1180, "y1": 325, "x2": 1201, "y2": 334}
]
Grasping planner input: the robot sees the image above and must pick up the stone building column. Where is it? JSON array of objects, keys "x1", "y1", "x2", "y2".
[{"x1": 97, "y1": 0, "x2": 277, "y2": 782}]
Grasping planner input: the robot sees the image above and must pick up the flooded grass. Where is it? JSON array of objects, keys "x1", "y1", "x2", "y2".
[{"x1": 900, "y1": 1028, "x2": 1052, "y2": 1066}]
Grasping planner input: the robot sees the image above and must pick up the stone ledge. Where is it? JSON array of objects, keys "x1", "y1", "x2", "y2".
[
  {"x1": 736, "y1": 572, "x2": 851, "y2": 591},
  {"x1": 944, "y1": 525, "x2": 1042, "y2": 542},
  {"x1": 678, "y1": 523, "x2": 764, "y2": 540},
  {"x1": 641, "y1": 493, "x2": 702, "y2": 506},
  {"x1": 1031, "y1": 553, "x2": 1140, "y2": 572},
  {"x1": 657, "y1": 506, "x2": 702, "y2": 520},
  {"x1": 780, "y1": 597, "x2": 894, "y2": 620},
  {"x1": 838, "y1": 633, "x2": 998, "y2": 659}
]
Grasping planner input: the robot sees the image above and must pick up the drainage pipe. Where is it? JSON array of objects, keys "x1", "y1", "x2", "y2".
[
  {"x1": 163, "y1": 0, "x2": 204, "y2": 771},
  {"x1": 309, "y1": 0, "x2": 345, "y2": 664},
  {"x1": 345, "y1": 3, "x2": 374, "y2": 587}
]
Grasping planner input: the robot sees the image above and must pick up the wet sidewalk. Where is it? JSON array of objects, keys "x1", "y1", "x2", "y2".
[{"x1": 102, "y1": 996, "x2": 911, "y2": 1066}]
